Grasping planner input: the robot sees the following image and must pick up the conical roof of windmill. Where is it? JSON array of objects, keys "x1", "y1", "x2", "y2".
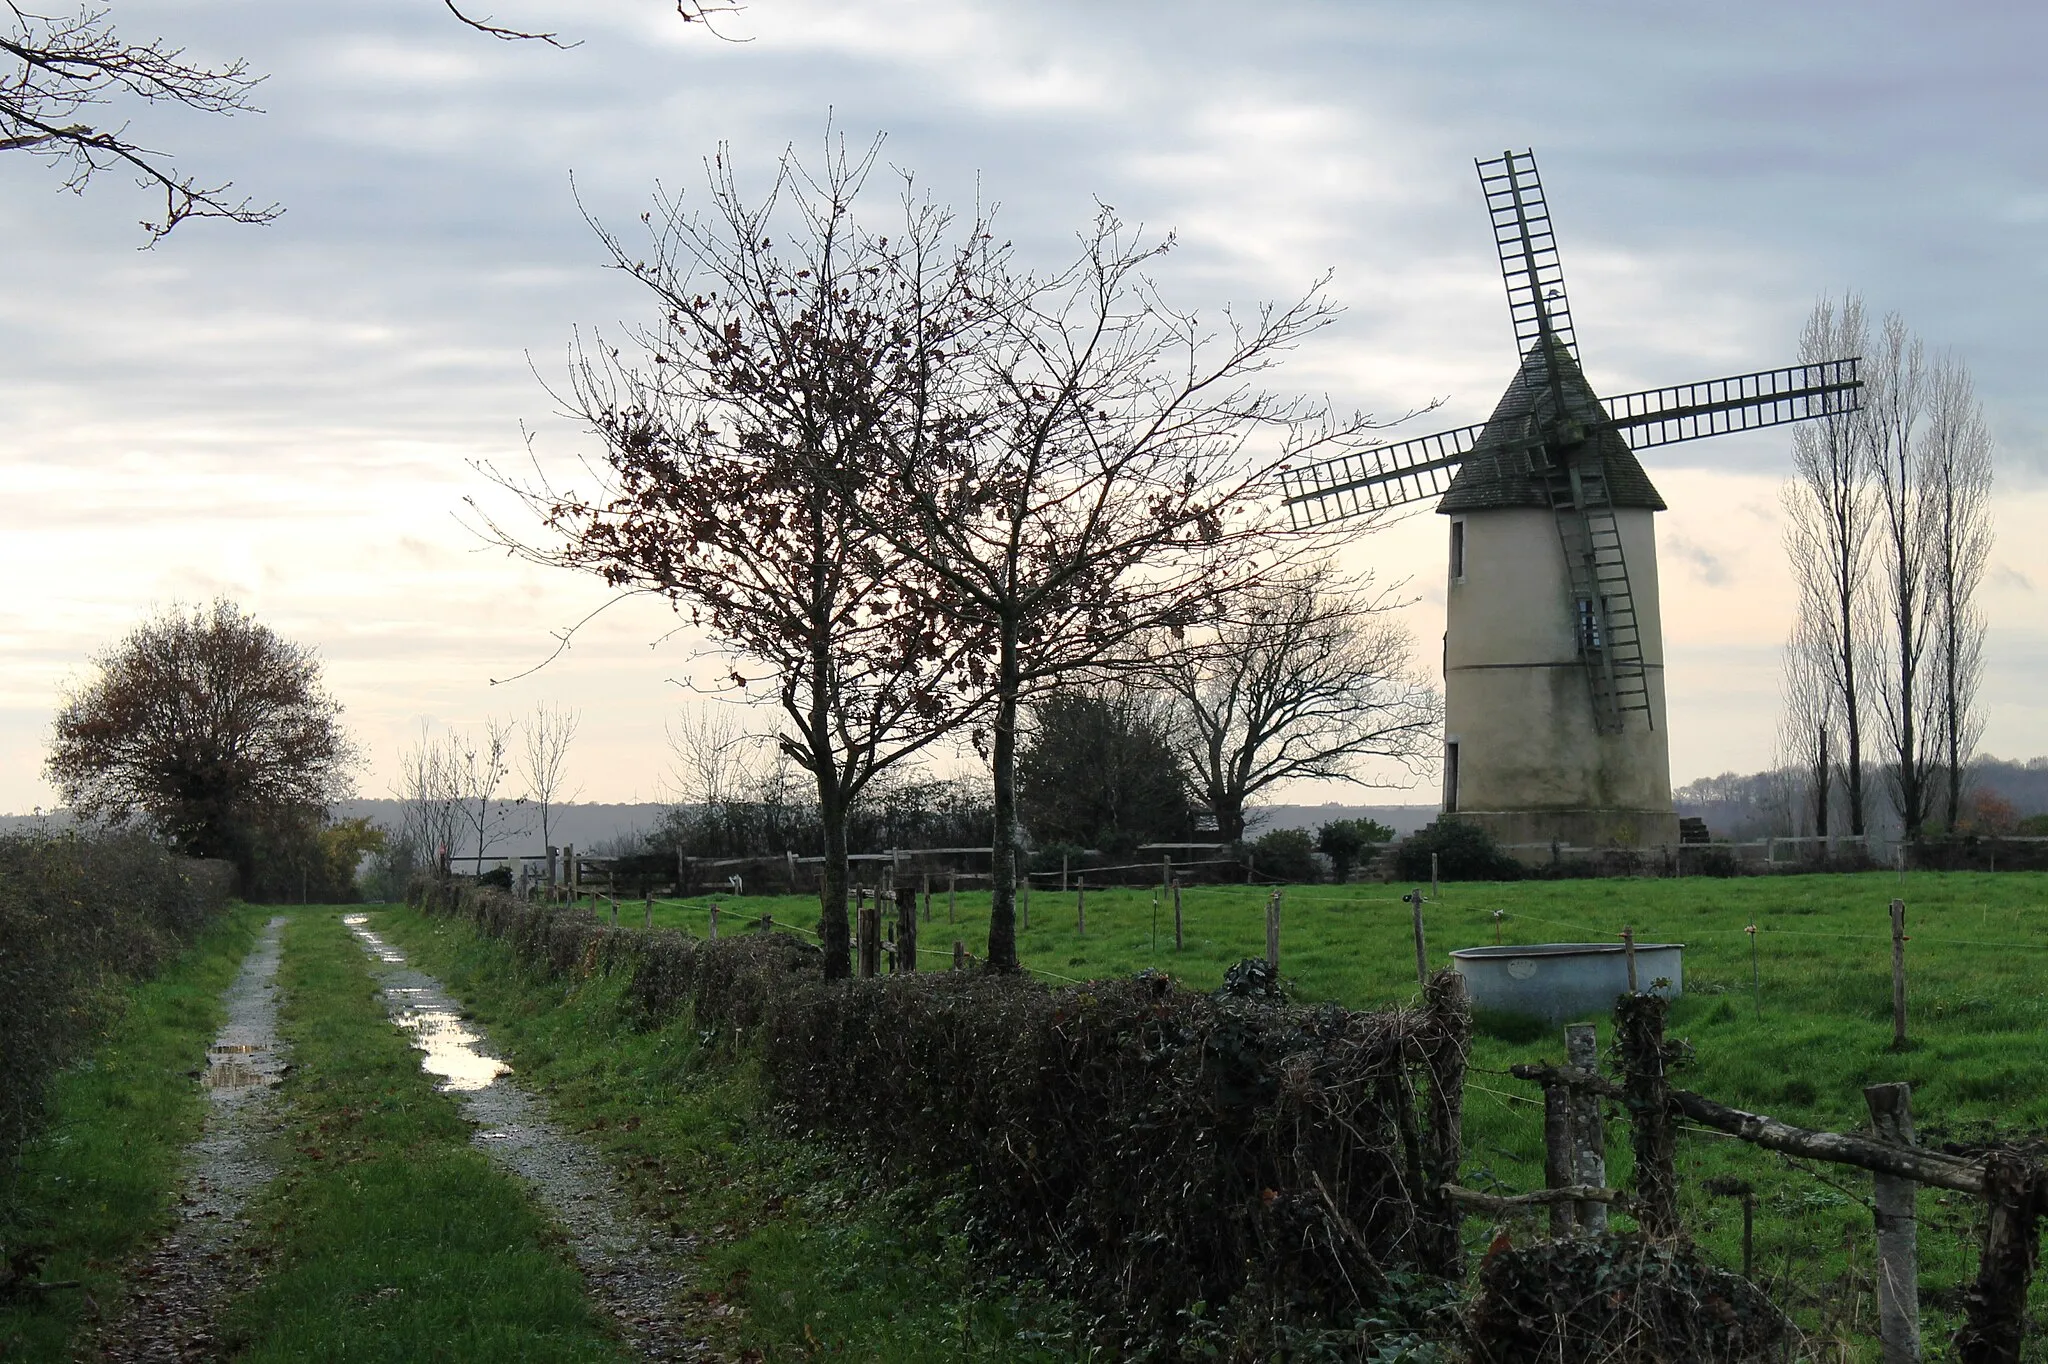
[{"x1": 1436, "y1": 338, "x2": 1667, "y2": 515}]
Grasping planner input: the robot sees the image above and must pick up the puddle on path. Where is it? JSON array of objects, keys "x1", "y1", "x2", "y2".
[
  {"x1": 343, "y1": 912, "x2": 711, "y2": 1361},
  {"x1": 98, "y1": 915, "x2": 291, "y2": 1364}
]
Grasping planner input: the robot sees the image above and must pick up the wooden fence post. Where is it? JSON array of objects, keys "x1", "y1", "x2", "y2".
[
  {"x1": 948, "y1": 871, "x2": 957, "y2": 923},
  {"x1": 1060, "y1": 853, "x2": 1068, "y2": 893},
  {"x1": 566, "y1": 844, "x2": 577, "y2": 901},
  {"x1": 1076, "y1": 876, "x2": 1086, "y2": 935},
  {"x1": 1020, "y1": 876, "x2": 1030, "y2": 929},
  {"x1": 953, "y1": 939, "x2": 966, "y2": 971},
  {"x1": 1957, "y1": 1152, "x2": 2048, "y2": 1364},
  {"x1": 1264, "y1": 889, "x2": 1282, "y2": 972},
  {"x1": 1891, "y1": 898, "x2": 1911, "y2": 1051},
  {"x1": 709, "y1": 903, "x2": 719, "y2": 940},
  {"x1": 1406, "y1": 888, "x2": 1429, "y2": 988},
  {"x1": 610, "y1": 893, "x2": 618, "y2": 926},
  {"x1": 1565, "y1": 1022, "x2": 1608, "y2": 1235},
  {"x1": 1622, "y1": 924, "x2": 1637, "y2": 993},
  {"x1": 856, "y1": 902, "x2": 879, "y2": 978},
  {"x1": 1616, "y1": 992, "x2": 1680, "y2": 1238},
  {"x1": 896, "y1": 884, "x2": 919, "y2": 973},
  {"x1": 1172, "y1": 878, "x2": 1183, "y2": 952},
  {"x1": 1431, "y1": 852, "x2": 1440, "y2": 901},
  {"x1": 643, "y1": 890, "x2": 652, "y2": 930},
  {"x1": 1865, "y1": 1082, "x2": 1921, "y2": 1364},
  {"x1": 1542, "y1": 1072, "x2": 1579, "y2": 1238},
  {"x1": 1421, "y1": 969, "x2": 1471, "y2": 1278},
  {"x1": 922, "y1": 871, "x2": 931, "y2": 924}
]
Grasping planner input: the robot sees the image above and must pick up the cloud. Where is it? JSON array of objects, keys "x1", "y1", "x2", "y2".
[{"x1": 7, "y1": 0, "x2": 2048, "y2": 805}]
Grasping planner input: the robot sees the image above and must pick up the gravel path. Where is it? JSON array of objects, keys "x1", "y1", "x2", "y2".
[
  {"x1": 97, "y1": 915, "x2": 291, "y2": 1364},
  {"x1": 341, "y1": 914, "x2": 711, "y2": 1362}
]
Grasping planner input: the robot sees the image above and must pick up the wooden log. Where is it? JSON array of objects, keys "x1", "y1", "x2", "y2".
[
  {"x1": 896, "y1": 885, "x2": 919, "y2": 973},
  {"x1": 1865, "y1": 1082, "x2": 1921, "y2": 1364},
  {"x1": 1616, "y1": 992, "x2": 1679, "y2": 1238},
  {"x1": 1565, "y1": 1022, "x2": 1608, "y2": 1235},
  {"x1": 1891, "y1": 897, "x2": 1911, "y2": 1051},
  {"x1": 1444, "y1": 1184, "x2": 1620, "y2": 1214},
  {"x1": 1667, "y1": 1089, "x2": 1985, "y2": 1196},
  {"x1": 1957, "y1": 1151, "x2": 2048, "y2": 1364}
]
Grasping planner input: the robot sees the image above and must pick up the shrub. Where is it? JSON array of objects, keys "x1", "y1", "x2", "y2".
[
  {"x1": 1468, "y1": 1236, "x2": 1792, "y2": 1362},
  {"x1": 0, "y1": 832, "x2": 232, "y2": 1168},
  {"x1": 1394, "y1": 819, "x2": 1522, "y2": 882},
  {"x1": 1248, "y1": 826, "x2": 1322, "y2": 884}
]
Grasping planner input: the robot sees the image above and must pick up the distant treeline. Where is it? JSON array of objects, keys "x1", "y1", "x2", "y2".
[{"x1": 1677, "y1": 756, "x2": 2048, "y2": 842}]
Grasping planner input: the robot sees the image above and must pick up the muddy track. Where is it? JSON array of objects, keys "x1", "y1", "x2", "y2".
[
  {"x1": 341, "y1": 915, "x2": 712, "y2": 1362},
  {"x1": 95, "y1": 915, "x2": 291, "y2": 1364}
]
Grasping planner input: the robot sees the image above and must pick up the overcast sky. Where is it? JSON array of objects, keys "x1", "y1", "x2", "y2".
[{"x1": 5, "y1": 0, "x2": 2045, "y2": 813}]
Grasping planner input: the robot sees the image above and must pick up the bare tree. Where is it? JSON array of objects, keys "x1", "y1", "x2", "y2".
[
  {"x1": 1866, "y1": 314, "x2": 1940, "y2": 840},
  {"x1": 1159, "y1": 563, "x2": 1440, "y2": 842},
  {"x1": 395, "y1": 724, "x2": 465, "y2": 872},
  {"x1": 867, "y1": 207, "x2": 1375, "y2": 972},
  {"x1": 517, "y1": 701, "x2": 581, "y2": 850},
  {"x1": 1776, "y1": 605, "x2": 1837, "y2": 842},
  {"x1": 664, "y1": 705, "x2": 752, "y2": 808},
  {"x1": 474, "y1": 139, "x2": 988, "y2": 978},
  {"x1": 1782, "y1": 295, "x2": 1876, "y2": 836},
  {"x1": 1922, "y1": 352, "x2": 1994, "y2": 831},
  {"x1": 455, "y1": 716, "x2": 522, "y2": 867}
]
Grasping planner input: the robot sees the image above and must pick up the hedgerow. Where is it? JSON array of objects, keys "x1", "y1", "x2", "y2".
[
  {"x1": 0, "y1": 832, "x2": 233, "y2": 1169},
  {"x1": 408, "y1": 877, "x2": 1471, "y2": 1354}
]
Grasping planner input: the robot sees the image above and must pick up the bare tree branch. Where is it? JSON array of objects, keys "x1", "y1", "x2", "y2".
[{"x1": 2, "y1": 3, "x2": 276, "y2": 241}]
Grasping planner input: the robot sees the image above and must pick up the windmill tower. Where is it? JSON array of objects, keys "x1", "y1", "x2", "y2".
[{"x1": 1281, "y1": 150, "x2": 1863, "y2": 852}]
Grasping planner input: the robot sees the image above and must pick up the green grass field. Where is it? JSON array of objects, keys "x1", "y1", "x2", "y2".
[{"x1": 611, "y1": 869, "x2": 2048, "y2": 1353}]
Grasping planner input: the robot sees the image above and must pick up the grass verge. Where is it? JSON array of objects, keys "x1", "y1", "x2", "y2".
[
  {"x1": 371, "y1": 903, "x2": 1079, "y2": 1362},
  {"x1": 0, "y1": 903, "x2": 263, "y2": 1362},
  {"x1": 220, "y1": 909, "x2": 631, "y2": 1363}
]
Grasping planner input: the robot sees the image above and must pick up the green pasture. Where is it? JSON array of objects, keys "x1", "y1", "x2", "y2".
[{"x1": 619, "y1": 870, "x2": 2048, "y2": 1352}]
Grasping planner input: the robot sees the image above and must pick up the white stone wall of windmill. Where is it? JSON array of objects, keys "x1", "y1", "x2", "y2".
[{"x1": 1280, "y1": 149, "x2": 1864, "y2": 858}]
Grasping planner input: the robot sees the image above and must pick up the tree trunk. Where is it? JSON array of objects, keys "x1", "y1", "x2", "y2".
[
  {"x1": 817, "y1": 778, "x2": 851, "y2": 978},
  {"x1": 984, "y1": 621, "x2": 1021, "y2": 972},
  {"x1": 1213, "y1": 794, "x2": 1246, "y2": 843}
]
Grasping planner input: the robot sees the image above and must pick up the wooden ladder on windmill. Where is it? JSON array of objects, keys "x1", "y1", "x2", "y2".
[{"x1": 1546, "y1": 460, "x2": 1652, "y2": 733}]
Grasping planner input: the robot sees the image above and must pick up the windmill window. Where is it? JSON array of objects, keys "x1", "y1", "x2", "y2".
[
  {"x1": 1444, "y1": 740, "x2": 1460, "y2": 813},
  {"x1": 1449, "y1": 519, "x2": 1467, "y2": 582},
  {"x1": 1576, "y1": 595, "x2": 1604, "y2": 651}
]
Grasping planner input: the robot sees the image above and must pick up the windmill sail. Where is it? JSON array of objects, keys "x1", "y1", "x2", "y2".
[{"x1": 1280, "y1": 358, "x2": 1862, "y2": 528}]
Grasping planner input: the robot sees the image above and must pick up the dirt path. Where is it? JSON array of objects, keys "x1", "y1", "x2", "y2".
[
  {"x1": 96, "y1": 915, "x2": 291, "y2": 1363},
  {"x1": 341, "y1": 914, "x2": 710, "y2": 1362}
]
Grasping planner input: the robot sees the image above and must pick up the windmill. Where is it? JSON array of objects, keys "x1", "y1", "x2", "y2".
[{"x1": 1281, "y1": 150, "x2": 1863, "y2": 851}]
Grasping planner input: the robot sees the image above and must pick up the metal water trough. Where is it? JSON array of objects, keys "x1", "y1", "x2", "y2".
[{"x1": 1449, "y1": 942, "x2": 1684, "y2": 1024}]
